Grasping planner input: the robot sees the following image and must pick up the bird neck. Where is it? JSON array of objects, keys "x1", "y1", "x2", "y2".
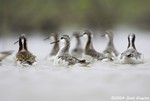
[
  {"x1": 107, "y1": 37, "x2": 114, "y2": 47},
  {"x1": 60, "y1": 40, "x2": 70, "y2": 54},
  {"x1": 75, "y1": 37, "x2": 82, "y2": 48},
  {"x1": 52, "y1": 37, "x2": 59, "y2": 52},
  {"x1": 52, "y1": 42, "x2": 59, "y2": 51},
  {"x1": 127, "y1": 36, "x2": 136, "y2": 50},
  {"x1": 85, "y1": 35, "x2": 94, "y2": 50},
  {"x1": 18, "y1": 38, "x2": 28, "y2": 52}
]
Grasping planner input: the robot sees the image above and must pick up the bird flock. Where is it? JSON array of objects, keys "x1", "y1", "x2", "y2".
[{"x1": 0, "y1": 30, "x2": 144, "y2": 67}]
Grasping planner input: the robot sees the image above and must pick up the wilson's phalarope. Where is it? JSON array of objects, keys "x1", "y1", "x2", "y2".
[
  {"x1": 102, "y1": 30, "x2": 119, "y2": 59},
  {"x1": 14, "y1": 34, "x2": 37, "y2": 66},
  {"x1": 119, "y1": 34, "x2": 143, "y2": 64},
  {"x1": 44, "y1": 33, "x2": 60, "y2": 62},
  {"x1": 71, "y1": 32, "x2": 83, "y2": 58},
  {"x1": 79, "y1": 30, "x2": 104, "y2": 62},
  {"x1": 0, "y1": 50, "x2": 14, "y2": 62},
  {"x1": 52, "y1": 35, "x2": 89, "y2": 66}
]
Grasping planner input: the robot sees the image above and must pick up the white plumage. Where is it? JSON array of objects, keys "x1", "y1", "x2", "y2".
[{"x1": 119, "y1": 34, "x2": 144, "y2": 64}]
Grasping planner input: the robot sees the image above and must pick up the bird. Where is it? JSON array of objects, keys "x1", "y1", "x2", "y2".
[
  {"x1": 44, "y1": 33, "x2": 60, "y2": 62},
  {"x1": 101, "y1": 30, "x2": 119, "y2": 60},
  {"x1": 0, "y1": 50, "x2": 14, "y2": 62},
  {"x1": 119, "y1": 34, "x2": 144, "y2": 64},
  {"x1": 14, "y1": 34, "x2": 37, "y2": 66},
  {"x1": 78, "y1": 30, "x2": 105, "y2": 62},
  {"x1": 71, "y1": 32, "x2": 83, "y2": 58},
  {"x1": 52, "y1": 35, "x2": 90, "y2": 66}
]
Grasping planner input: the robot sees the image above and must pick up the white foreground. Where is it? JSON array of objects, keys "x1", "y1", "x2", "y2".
[{"x1": 0, "y1": 27, "x2": 150, "y2": 101}]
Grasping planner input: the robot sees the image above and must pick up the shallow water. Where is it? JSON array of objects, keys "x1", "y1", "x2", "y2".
[{"x1": 0, "y1": 27, "x2": 150, "y2": 101}]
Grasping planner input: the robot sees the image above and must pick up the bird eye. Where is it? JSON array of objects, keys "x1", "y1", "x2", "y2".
[{"x1": 61, "y1": 37, "x2": 63, "y2": 39}]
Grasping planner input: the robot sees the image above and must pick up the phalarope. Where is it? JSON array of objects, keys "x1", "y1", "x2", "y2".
[
  {"x1": 102, "y1": 30, "x2": 119, "y2": 59},
  {"x1": 52, "y1": 35, "x2": 89, "y2": 66},
  {"x1": 14, "y1": 34, "x2": 37, "y2": 66},
  {"x1": 71, "y1": 32, "x2": 83, "y2": 58},
  {"x1": 44, "y1": 33, "x2": 60, "y2": 62},
  {"x1": 79, "y1": 30, "x2": 104, "y2": 62},
  {"x1": 120, "y1": 34, "x2": 143, "y2": 64},
  {"x1": 0, "y1": 50, "x2": 14, "y2": 62}
]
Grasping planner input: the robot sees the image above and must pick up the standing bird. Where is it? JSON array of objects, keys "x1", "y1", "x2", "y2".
[
  {"x1": 79, "y1": 30, "x2": 104, "y2": 62},
  {"x1": 14, "y1": 34, "x2": 37, "y2": 66},
  {"x1": 52, "y1": 35, "x2": 89, "y2": 66},
  {"x1": 119, "y1": 34, "x2": 143, "y2": 64},
  {"x1": 44, "y1": 33, "x2": 60, "y2": 62},
  {"x1": 71, "y1": 32, "x2": 83, "y2": 58},
  {"x1": 102, "y1": 30, "x2": 119, "y2": 60}
]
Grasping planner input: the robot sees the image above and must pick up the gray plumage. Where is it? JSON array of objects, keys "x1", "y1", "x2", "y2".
[
  {"x1": 49, "y1": 33, "x2": 60, "y2": 56},
  {"x1": 71, "y1": 32, "x2": 83, "y2": 57},
  {"x1": 54, "y1": 35, "x2": 89, "y2": 66},
  {"x1": 102, "y1": 30, "x2": 119, "y2": 57},
  {"x1": 82, "y1": 30, "x2": 104, "y2": 60},
  {"x1": 121, "y1": 49, "x2": 141, "y2": 59},
  {"x1": 120, "y1": 34, "x2": 143, "y2": 63},
  {"x1": 44, "y1": 33, "x2": 60, "y2": 56},
  {"x1": 58, "y1": 55, "x2": 86, "y2": 65}
]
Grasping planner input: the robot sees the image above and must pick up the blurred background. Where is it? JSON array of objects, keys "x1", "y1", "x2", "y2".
[
  {"x1": 0, "y1": 0, "x2": 150, "y2": 36},
  {"x1": 0, "y1": 2, "x2": 150, "y2": 101}
]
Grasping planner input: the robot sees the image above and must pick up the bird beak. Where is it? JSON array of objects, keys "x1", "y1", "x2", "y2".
[
  {"x1": 43, "y1": 36, "x2": 50, "y2": 40},
  {"x1": 77, "y1": 33, "x2": 85, "y2": 38},
  {"x1": 14, "y1": 40, "x2": 19, "y2": 44},
  {"x1": 50, "y1": 40, "x2": 60, "y2": 44},
  {"x1": 101, "y1": 34, "x2": 105, "y2": 37}
]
